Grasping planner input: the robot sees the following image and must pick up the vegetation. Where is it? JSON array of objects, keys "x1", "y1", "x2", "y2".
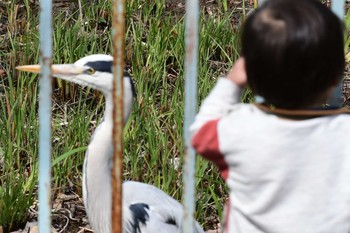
[
  {"x1": 0, "y1": 0, "x2": 248, "y2": 231},
  {"x1": 0, "y1": 0, "x2": 348, "y2": 232}
]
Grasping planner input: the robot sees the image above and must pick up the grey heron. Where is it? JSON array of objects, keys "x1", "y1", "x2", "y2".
[{"x1": 17, "y1": 54, "x2": 204, "y2": 233}]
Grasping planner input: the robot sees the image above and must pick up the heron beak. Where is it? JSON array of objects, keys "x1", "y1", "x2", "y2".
[{"x1": 16, "y1": 64, "x2": 86, "y2": 75}]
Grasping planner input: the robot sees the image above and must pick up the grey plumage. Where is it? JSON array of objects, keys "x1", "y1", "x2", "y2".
[{"x1": 17, "y1": 54, "x2": 204, "y2": 233}]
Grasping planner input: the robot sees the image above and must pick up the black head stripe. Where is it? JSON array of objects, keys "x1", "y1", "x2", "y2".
[
  {"x1": 84, "y1": 61, "x2": 136, "y2": 96},
  {"x1": 84, "y1": 61, "x2": 132, "y2": 78},
  {"x1": 85, "y1": 60, "x2": 112, "y2": 73}
]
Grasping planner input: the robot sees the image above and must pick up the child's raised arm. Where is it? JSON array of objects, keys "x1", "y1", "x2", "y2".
[
  {"x1": 189, "y1": 58, "x2": 246, "y2": 174},
  {"x1": 190, "y1": 58, "x2": 247, "y2": 133}
]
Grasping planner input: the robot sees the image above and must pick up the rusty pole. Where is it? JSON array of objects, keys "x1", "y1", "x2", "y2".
[{"x1": 111, "y1": 0, "x2": 126, "y2": 232}]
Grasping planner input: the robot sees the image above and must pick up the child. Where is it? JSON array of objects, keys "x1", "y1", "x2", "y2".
[{"x1": 190, "y1": 0, "x2": 350, "y2": 232}]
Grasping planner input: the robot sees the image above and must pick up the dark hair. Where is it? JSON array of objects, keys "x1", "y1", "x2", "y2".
[{"x1": 242, "y1": 0, "x2": 345, "y2": 109}]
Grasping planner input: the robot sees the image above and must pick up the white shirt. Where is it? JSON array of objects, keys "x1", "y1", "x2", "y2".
[{"x1": 190, "y1": 78, "x2": 350, "y2": 233}]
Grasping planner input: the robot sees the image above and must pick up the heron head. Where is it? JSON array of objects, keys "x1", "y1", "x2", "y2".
[
  {"x1": 17, "y1": 54, "x2": 135, "y2": 94},
  {"x1": 16, "y1": 54, "x2": 136, "y2": 122}
]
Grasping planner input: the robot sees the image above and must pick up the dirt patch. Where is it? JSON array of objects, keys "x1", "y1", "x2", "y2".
[{"x1": 20, "y1": 192, "x2": 92, "y2": 233}]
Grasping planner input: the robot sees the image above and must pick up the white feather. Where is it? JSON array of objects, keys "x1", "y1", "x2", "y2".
[{"x1": 65, "y1": 55, "x2": 206, "y2": 233}]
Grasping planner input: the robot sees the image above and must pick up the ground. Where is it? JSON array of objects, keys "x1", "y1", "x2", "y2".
[{"x1": 1, "y1": 0, "x2": 350, "y2": 233}]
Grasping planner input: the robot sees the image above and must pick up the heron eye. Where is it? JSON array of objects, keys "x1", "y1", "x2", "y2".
[{"x1": 85, "y1": 68, "x2": 95, "y2": 75}]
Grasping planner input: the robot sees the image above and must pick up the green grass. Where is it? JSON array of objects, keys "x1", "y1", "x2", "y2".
[
  {"x1": 1, "y1": 0, "x2": 349, "y2": 232},
  {"x1": 0, "y1": 0, "x2": 245, "y2": 232}
]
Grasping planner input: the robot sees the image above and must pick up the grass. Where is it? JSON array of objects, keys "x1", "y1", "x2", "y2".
[
  {"x1": 1, "y1": 0, "x2": 349, "y2": 232},
  {"x1": 0, "y1": 0, "x2": 246, "y2": 231}
]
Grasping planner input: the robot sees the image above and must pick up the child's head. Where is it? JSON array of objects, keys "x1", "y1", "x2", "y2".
[{"x1": 242, "y1": 0, "x2": 345, "y2": 109}]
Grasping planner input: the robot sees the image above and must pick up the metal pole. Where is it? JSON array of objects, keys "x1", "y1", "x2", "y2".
[
  {"x1": 111, "y1": 0, "x2": 125, "y2": 232},
  {"x1": 38, "y1": 0, "x2": 53, "y2": 232},
  {"x1": 329, "y1": 0, "x2": 345, "y2": 108},
  {"x1": 182, "y1": 0, "x2": 199, "y2": 232},
  {"x1": 332, "y1": 0, "x2": 345, "y2": 18}
]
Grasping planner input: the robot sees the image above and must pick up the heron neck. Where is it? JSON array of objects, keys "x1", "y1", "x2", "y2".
[
  {"x1": 104, "y1": 92, "x2": 130, "y2": 125},
  {"x1": 83, "y1": 91, "x2": 131, "y2": 232},
  {"x1": 104, "y1": 94, "x2": 114, "y2": 124},
  {"x1": 83, "y1": 95, "x2": 113, "y2": 232}
]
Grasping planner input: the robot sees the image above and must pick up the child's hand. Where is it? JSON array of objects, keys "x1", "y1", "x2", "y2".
[{"x1": 226, "y1": 57, "x2": 247, "y2": 88}]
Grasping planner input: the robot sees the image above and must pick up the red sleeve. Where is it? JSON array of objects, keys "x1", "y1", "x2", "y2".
[{"x1": 191, "y1": 119, "x2": 228, "y2": 180}]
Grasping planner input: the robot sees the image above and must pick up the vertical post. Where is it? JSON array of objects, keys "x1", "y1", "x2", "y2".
[
  {"x1": 38, "y1": 1, "x2": 53, "y2": 232},
  {"x1": 332, "y1": 0, "x2": 345, "y2": 18},
  {"x1": 111, "y1": 0, "x2": 125, "y2": 232},
  {"x1": 182, "y1": 0, "x2": 199, "y2": 232},
  {"x1": 329, "y1": 0, "x2": 345, "y2": 107}
]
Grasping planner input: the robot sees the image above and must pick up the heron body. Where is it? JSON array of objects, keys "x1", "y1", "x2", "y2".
[{"x1": 17, "y1": 54, "x2": 204, "y2": 233}]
